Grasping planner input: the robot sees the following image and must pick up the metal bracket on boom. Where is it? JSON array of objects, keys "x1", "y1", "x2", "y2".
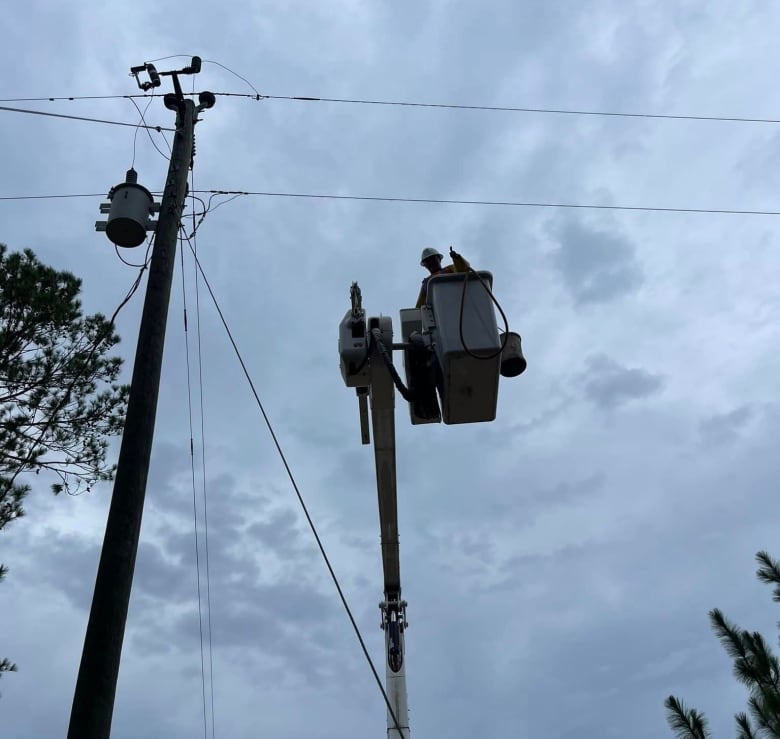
[
  {"x1": 380, "y1": 597, "x2": 408, "y2": 676},
  {"x1": 338, "y1": 282, "x2": 372, "y2": 444},
  {"x1": 357, "y1": 387, "x2": 370, "y2": 445},
  {"x1": 380, "y1": 598, "x2": 408, "y2": 631}
]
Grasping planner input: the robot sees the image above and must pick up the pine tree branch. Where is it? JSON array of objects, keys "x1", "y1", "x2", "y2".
[
  {"x1": 757, "y1": 551, "x2": 780, "y2": 603},
  {"x1": 665, "y1": 696, "x2": 710, "y2": 739},
  {"x1": 735, "y1": 712, "x2": 758, "y2": 739}
]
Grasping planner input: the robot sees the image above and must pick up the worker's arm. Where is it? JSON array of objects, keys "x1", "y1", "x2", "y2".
[{"x1": 449, "y1": 247, "x2": 470, "y2": 272}]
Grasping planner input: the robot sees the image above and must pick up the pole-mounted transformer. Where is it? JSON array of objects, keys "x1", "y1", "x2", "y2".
[{"x1": 95, "y1": 167, "x2": 159, "y2": 248}]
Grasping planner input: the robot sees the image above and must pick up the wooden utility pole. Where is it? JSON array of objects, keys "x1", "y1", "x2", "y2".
[{"x1": 68, "y1": 59, "x2": 212, "y2": 739}]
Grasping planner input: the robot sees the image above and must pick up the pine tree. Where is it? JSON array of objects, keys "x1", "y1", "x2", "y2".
[
  {"x1": 0, "y1": 244, "x2": 129, "y2": 683},
  {"x1": 665, "y1": 551, "x2": 780, "y2": 738}
]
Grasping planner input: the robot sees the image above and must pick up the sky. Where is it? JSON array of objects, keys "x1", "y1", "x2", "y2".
[{"x1": 2, "y1": 1, "x2": 780, "y2": 738}]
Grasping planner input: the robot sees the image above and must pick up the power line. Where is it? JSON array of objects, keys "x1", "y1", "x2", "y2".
[
  {"x1": 195, "y1": 189, "x2": 780, "y2": 217},
  {"x1": 256, "y1": 94, "x2": 780, "y2": 126},
  {"x1": 128, "y1": 94, "x2": 171, "y2": 162},
  {"x1": 0, "y1": 104, "x2": 175, "y2": 131},
  {"x1": 182, "y1": 236, "x2": 409, "y2": 739},
  {"x1": 0, "y1": 193, "x2": 107, "y2": 200},
  {"x1": 178, "y1": 236, "x2": 209, "y2": 739},
  {"x1": 189, "y1": 110, "x2": 216, "y2": 739},
  {"x1": 3, "y1": 188, "x2": 780, "y2": 216},
  {"x1": 0, "y1": 94, "x2": 153, "y2": 102},
  {"x1": 130, "y1": 95, "x2": 156, "y2": 167},
  {"x1": 3, "y1": 91, "x2": 780, "y2": 126},
  {"x1": 202, "y1": 61, "x2": 261, "y2": 98}
]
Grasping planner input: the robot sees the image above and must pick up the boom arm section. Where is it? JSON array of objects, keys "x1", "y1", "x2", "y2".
[{"x1": 338, "y1": 284, "x2": 410, "y2": 739}]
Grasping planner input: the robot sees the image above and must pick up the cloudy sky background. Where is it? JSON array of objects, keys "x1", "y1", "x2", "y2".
[{"x1": 2, "y1": 2, "x2": 780, "y2": 737}]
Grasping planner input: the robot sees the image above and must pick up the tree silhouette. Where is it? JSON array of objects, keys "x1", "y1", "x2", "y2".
[{"x1": 665, "y1": 551, "x2": 780, "y2": 738}]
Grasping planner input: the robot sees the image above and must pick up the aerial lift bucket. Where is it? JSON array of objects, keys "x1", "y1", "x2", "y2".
[{"x1": 425, "y1": 271, "x2": 501, "y2": 424}]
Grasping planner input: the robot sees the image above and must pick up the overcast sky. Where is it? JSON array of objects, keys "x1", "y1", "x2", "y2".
[{"x1": 2, "y1": 2, "x2": 780, "y2": 738}]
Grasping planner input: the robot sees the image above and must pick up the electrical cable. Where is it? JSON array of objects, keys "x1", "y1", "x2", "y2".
[
  {"x1": 457, "y1": 268, "x2": 510, "y2": 361},
  {"x1": 201, "y1": 60, "x2": 261, "y2": 98},
  {"x1": 189, "y1": 99, "x2": 217, "y2": 738},
  {"x1": 5, "y1": 187, "x2": 780, "y2": 217},
  {"x1": 186, "y1": 193, "x2": 243, "y2": 239},
  {"x1": 370, "y1": 328, "x2": 414, "y2": 402},
  {"x1": 186, "y1": 194, "x2": 208, "y2": 238},
  {"x1": 203, "y1": 193, "x2": 243, "y2": 218},
  {"x1": 0, "y1": 94, "x2": 157, "y2": 102},
  {"x1": 256, "y1": 93, "x2": 780, "y2": 125},
  {"x1": 55, "y1": 247, "x2": 152, "y2": 501},
  {"x1": 128, "y1": 94, "x2": 171, "y2": 161},
  {"x1": 0, "y1": 192, "x2": 171, "y2": 202},
  {"x1": 0, "y1": 194, "x2": 115, "y2": 201},
  {"x1": 179, "y1": 236, "x2": 209, "y2": 739},
  {"x1": 114, "y1": 245, "x2": 144, "y2": 268},
  {"x1": 130, "y1": 94, "x2": 155, "y2": 168},
  {"x1": 114, "y1": 233, "x2": 153, "y2": 268},
  {"x1": 181, "y1": 236, "x2": 408, "y2": 739},
  {"x1": 4, "y1": 91, "x2": 780, "y2": 126},
  {"x1": 146, "y1": 54, "x2": 195, "y2": 64},
  {"x1": 195, "y1": 237, "x2": 216, "y2": 739},
  {"x1": 193, "y1": 189, "x2": 780, "y2": 217},
  {"x1": 0, "y1": 104, "x2": 175, "y2": 130}
]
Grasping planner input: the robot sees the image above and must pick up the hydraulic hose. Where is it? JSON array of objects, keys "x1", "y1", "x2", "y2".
[
  {"x1": 370, "y1": 327, "x2": 415, "y2": 402},
  {"x1": 458, "y1": 268, "x2": 510, "y2": 361}
]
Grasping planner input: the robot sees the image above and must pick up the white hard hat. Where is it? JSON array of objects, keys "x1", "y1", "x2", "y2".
[{"x1": 420, "y1": 247, "x2": 443, "y2": 266}]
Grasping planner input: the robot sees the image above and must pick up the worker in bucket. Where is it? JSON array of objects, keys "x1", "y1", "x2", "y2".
[{"x1": 415, "y1": 246, "x2": 470, "y2": 308}]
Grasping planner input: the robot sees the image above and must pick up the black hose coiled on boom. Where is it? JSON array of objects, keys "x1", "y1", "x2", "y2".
[{"x1": 370, "y1": 327, "x2": 414, "y2": 402}]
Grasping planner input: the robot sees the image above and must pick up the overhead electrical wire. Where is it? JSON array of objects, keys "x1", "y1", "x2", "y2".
[
  {"x1": 185, "y1": 193, "x2": 243, "y2": 239},
  {"x1": 189, "y1": 100, "x2": 216, "y2": 738},
  {"x1": 178, "y1": 235, "x2": 210, "y2": 739},
  {"x1": 128, "y1": 94, "x2": 171, "y2": 161},
  {"x1": 3, "y1": 91, "x2": 780, "y2": 125},
  {"x1": 114, "y1": 232, "x2": 154, "y2": 269},
  {"x1": 194, "y1": 189, "x2": 780, "y2": 217},
  {"x1": 130, "y1": 95, "x2": 156, "y2": 167},
  {"x1": 181, "y1": 234, "x2": 408, "y2": 739},
  {"x1": 0, "y1": 94, "x2": 156, "y2": 102},
  {"x1": 0, "y1": 104, "x2": 175, "y2": 130},
  {"x1": 202, "y1": 60, "x2": 261, "y2": 98},
  {"x1": 252, "y1": 93, "x2": 780, "y2": 125},
  {"x1": 3, "y1": 188, "x2": 780, "y2": 217},
  {"x1": 194, "y1": 236, "x2": 216, "y2": 739},
  {"x1": 0, "y1": 193, "x2": 108, "y2": 200}
]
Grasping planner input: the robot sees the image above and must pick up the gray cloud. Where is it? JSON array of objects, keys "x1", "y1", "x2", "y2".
[
  {"x1": 550, "y1": 217, "x2": 644, "y2": 305},
  {"x1": 582, "y1": 354, "x2": 664, "y2": 410},
  {"x1": 5, "y1": 3, "x2": 780, "y2": 739},
  {"x1": 699, "y1": 404, "x2": 755, "y2": 446},
  {"x1": 35, "y1": 531, "x2": 100, "y2": 611}
]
